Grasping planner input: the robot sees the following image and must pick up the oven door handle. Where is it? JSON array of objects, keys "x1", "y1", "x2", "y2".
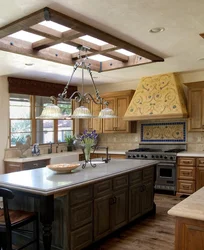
[{"x1": 157, "y1": 163, "x2": 175, "y2": 167}]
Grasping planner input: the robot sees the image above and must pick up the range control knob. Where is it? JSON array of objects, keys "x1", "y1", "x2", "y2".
[
  {"x1": 144, "y1": 155, "x2": 148, "y2": 159},
  {"x1": 156, "y1": 155, "x2": 159, "y2": 158},
  {"x1": 137, "y1": 154, "x2": 140, "y2": 157},
  {"x1": 164, "y1": 156, "x2": 168, "y2": 160},
  {"x1": 128, "y1": 155, "x2": 131, "y2": 158},
  {"x1": 141, "y1": 154, "x2": 144, "y2": 158},
  {"x1": 170, "y1": 156, "x2": 173, "y2": 160},
  {"x1": 152, "y1": 155, "x2": 154, "y2": 158},
  {"x1": 133, "y1": 155, "x2": 136, "y2": 158}
]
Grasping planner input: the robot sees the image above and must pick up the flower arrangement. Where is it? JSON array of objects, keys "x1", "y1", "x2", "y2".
[{"x1": 80, "y1": 130, "x2": 98, "y2": 146}]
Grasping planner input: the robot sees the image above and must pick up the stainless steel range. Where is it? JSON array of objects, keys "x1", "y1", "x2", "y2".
[{"x1": 126, "y1": 144, "x2": 186, "y2": 194}]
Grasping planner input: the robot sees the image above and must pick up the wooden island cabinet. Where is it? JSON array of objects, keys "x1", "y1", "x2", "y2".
[
  {"x1": 168, "y1": 187, "x2": 204, "y2": 250},
  {"x1": 0, "y1": 159, "x2": 157, "y2": 250}
]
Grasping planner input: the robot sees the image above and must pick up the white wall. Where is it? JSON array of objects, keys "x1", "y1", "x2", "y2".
[{"x1": 0, "y1": 77, "x2": 9, "y2": 174}]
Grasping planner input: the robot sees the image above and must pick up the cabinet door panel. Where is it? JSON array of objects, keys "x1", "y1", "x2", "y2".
[
  {"x1": 129, "y1": 185, "x2": 142, "y2": 222},
  {"x1": 188, "y1": 89, "x2": 203, "y2": 131},
  {"x1": 70, "y1": 201, "x2": 92, "y2": 230},
  {"x1": 102, "y1": 98, "x2": 116, "y2": 133},
  {"x1": 116, "y1": 97, "x2": 129, "y2": 132},
  {"x1": 142, "y1": 182, "x2": 154, "y2": 214},
  {"x1": 70, "y1": 185, "x2": 93, "y2": 206},
  {"x1": 71, "y1": 223, "x2": 92, "y2": 250},
  {"x1": 112, "y1": 189, "x2": 128, "y2": 230},
  {"x1": 196, "y1": 167, "x2": 204, "y2": 190},
  {"x1": 94, "y1": 195, "x2": 112, "y2": 241},
  {"x1": 92, "y1": 102, "x2": 103, "y2": 133}
]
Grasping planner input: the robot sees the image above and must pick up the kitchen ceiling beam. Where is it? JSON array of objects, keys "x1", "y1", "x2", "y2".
[
  {"x1": 0, "y1": 37, "x2": 100, "y2": 72},
  {"x1": 26, "y1": 24, "x2": 62, "y2": 40},
  {"x1": 0, "y1": 8, "x2": 48, "y2": 39},
  {"x1": 48, "y1": 8, "x2": 164, "y2": 61},
  {"x1": 32, "y1": 30, "x2": 84, "y2": 50}
]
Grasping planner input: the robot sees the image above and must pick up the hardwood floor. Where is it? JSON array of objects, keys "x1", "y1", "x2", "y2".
[{"x1": 87, "y1": 194, "x2": 183, "y2": 250}]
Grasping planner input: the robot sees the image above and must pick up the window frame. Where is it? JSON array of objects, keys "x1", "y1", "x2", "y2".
[{"x1": 9, "y1": 94, "x2": 74, "y2": 147}]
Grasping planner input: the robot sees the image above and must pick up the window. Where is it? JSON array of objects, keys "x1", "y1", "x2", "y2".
[{"x1": 9, "y1": 94, "x2": 73, "y2": 147}]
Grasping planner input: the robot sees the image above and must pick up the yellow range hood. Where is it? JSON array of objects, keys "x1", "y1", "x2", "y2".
[{"x1": 124, "y1": 73, "x2": 188, "y2": 121}]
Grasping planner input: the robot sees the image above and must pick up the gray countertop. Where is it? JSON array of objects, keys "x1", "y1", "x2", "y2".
[{"x1": 0, "y1": 159, "x2": 158, "y2": 196}]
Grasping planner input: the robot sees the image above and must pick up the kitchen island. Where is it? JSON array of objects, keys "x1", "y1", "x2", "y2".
[
  {"x1": 0, "y1": 159, "x2": 158, "y2": 250},
  {"x1": 168, "y1": 187, "x2": 204, "y2": 250}
]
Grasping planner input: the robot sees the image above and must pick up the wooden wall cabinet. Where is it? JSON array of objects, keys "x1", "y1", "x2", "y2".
[
  {"x1": 79, "y1": 90, "x2": 136, "y2": 134},
  {"x1": 186, "y1": 82, "x2": 204, "y2": 131},
  {"x1": 177, "y1": 156, "x2": 204, "y2": 196},
  {"x1": 102, "y1": 90, "x2": 135, "y2": 133},
  {"x1": 4, "y1": 159, "x2": 50, "y2": 173}
]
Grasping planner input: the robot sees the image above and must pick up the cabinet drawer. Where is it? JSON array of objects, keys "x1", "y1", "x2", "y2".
[
  {"x1": 94, "y1": 179, "x2": 112, "y2": 198},
  {"x1": 143, "y1": 166, "x2": 154, "y2": 181},
  {"x1": 177, "y1": 167, "x2": 195, "y2": 180},
  {"x1": 197, "y1": 158, "x2": 204, "y2": 167},
  {"x1": 70, "y1": 223, "x2": 92, "y2": 250},
  {"x1": 23, "y1": 159, "x2": 49, "y2": 170},
  {"x1": 177, "y1": 180, "x2": 195, "y2": 194},
  {"x1": 5, "y1": 162, "x2": 22, "y2": 173},
  {"x1": 113, "y1": 174, "x2": 128, "y2": 190},
  {"x1": 129, "y1": 170, "x2": 142, "y2": 186},
  {"x1": 178, "y1": 157, "x2": 195, "y2": 166},
  {"x1": 70, "y1": 185, "x2": 93, "y2": 206},
  {"x1": 70, "y1": 201, "x2": 92, "y2": 231}
]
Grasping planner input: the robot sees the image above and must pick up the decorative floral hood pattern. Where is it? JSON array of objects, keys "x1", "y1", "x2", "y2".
[{"x1": 124, "y1": 73, "x2": 188, "y2": 120}]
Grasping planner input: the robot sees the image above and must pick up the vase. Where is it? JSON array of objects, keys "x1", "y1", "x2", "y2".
[
  {"x1": 67, "y1": 144, "x2": 73, "y2": 151},
  {"x1": 84, "y1": 144, "x2": 92, "y2": 162}
]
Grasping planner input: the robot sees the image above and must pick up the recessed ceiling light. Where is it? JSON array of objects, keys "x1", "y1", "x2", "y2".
[
  {"x1": 25, "y1": 63, "x2": 34, "y2": 66},
  {"x1": 149, "y1": 27, "x2": 165, "y2": 33}
]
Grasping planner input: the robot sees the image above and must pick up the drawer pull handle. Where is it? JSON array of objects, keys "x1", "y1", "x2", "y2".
[
  {"x1": 182, "y1": 185, "x2": 190, "y2": 189},
  {"x1": 183, "y1": 172, "x2": 190, "y2": 176},
  {"x1": 33, "y1": 163, "x2": 38, "y2": 166},
  {"x1": 183, "y1": 161, "x2": 190, "y2": 164}
]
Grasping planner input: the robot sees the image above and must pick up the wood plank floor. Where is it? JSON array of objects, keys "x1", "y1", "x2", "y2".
[{"x1": 87, "y1": 194, "x2": 183, "y2": 250}]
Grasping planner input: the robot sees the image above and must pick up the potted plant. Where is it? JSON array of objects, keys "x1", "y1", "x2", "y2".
[{"x1": 65, "y1": 134, "x2": 75, "y2": 151}]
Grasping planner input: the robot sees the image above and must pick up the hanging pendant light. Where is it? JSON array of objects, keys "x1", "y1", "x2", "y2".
[{"x1": 38, "y1": 46, "x2": 116, "y2": 119}]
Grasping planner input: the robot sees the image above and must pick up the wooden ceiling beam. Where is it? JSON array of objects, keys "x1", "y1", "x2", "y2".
[
  {"x1": 101, "y1": 55, "x2": 151, "y2": 72},
  {"x1": 0, "y1": 8, "x2": 49, "y2": 39},
  {"x1": 0, "y1": 37, "x2": 101, "y2": 71},
  {"x1": 32, "y1": 30, "x2": 84, "y2": 50},
  {"x1": 26, "y1": 24, "x2": 62, "y2": 40},
  {"x1": 48, "y1": 8, "x2": 164, "y2": 61}
]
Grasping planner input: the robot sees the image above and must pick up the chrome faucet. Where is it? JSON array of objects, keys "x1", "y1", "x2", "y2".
[{"x1": 48, "y1": 142, "x2": 52, "y2": 154}]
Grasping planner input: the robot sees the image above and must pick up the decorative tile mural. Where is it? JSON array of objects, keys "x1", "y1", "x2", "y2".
[{"x1": 141, "y1": 122, "x2": 186, "y2": 142}]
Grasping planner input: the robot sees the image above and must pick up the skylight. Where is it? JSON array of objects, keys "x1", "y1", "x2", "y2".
[
  {"x1": 116, "y1": 49, "x2": 135, "y2": 56},
  {"x1": 88, "y1": 54, "x2": 112, "y2": 62},
  {"x1": 50, "y1": 43, "x2": 78, "y2": 53},
  {"x1": 80, "y1": 35, "x2": 107, "y2": 46},
  {"x1": 39, "y1": 21, "x2": 70, "y2": 32},
  {"x1": 9, "y1": 31, "x2": 44, "y2": 42}
]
